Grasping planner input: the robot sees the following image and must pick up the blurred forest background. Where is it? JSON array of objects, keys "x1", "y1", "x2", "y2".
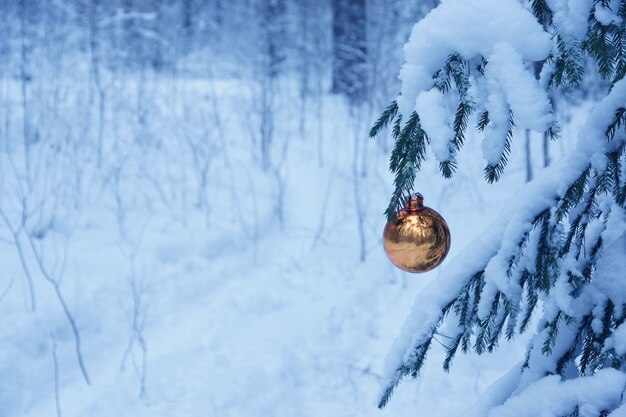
[
  {"x1": 0, "y1": 1, "x2": 576, "y2": 416},
  {"x1": 0, "y1": 0, "x2": 436, "y2": 261}
]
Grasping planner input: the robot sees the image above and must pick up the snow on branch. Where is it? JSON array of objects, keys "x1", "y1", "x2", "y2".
[
  {"x1": 546, "y1": 0, "x2": 594, "y2": 45},
  {"x1": 371, "y1": 0, "x2": 560, "y2": 219},
  {"x1": 378, "y1": 77, "x2": 626, "y2": 409},
  {"x1": 397, "y1": 0, "x2": 551, "y2": 118},
  {"x1": 489, "y1": 369, "x2": 625, "y2": 417},
  {"x1": 486, "y1": 42, "x2": 553, "y2": 133}
]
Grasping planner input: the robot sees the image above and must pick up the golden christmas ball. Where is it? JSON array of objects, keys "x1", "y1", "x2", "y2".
[{"x1": 383, "y1": 193, "x2": 451, "y2": 273}]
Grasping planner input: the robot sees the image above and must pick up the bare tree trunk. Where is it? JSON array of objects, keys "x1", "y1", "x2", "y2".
[
  {"x1": 89, "y1": 0, "x2": 106, "y2": 168},
  {"x1": 315, "y1": 77, "x2": 324, "y2": 167},
  {"x1": 259, "y1": 0, "x2": 286, "y2": 171},
  {"x1": 120, "y1": 254, "x2": 148, "y2": 399},
  {"x1": 297, "y1": 0, "x2": 313, "y2": 137},
  {"x1": 182, "y1": 0, "x2": 193, "y2": 53},
  {"x1": 260, "y1": 77, "x2": 274, "y2": 171},
  {"x1": 152, "y1": 0, "x2": 163, "y2": 70},
  {"x1": 19, "y1": 0, "x2": 31, "y2": 184},
  {"x1": 543, "y1": 132, "x2": 550, "y2": 168},
  {"x1": 332, "y1": 0, "x2": 367, "y2": 103},
  {"x1": 50, "y1": 333, "x2": 63, "y2": 417},
  {"x1": 352, "y1": 108, "x2": 366, "y2": 262},
  {"x1": 525, "y1": 129, "x2": 533, "y2": 182},
  {"x1": 124, "y1": 0, "x2": 134, "y2": 59}
]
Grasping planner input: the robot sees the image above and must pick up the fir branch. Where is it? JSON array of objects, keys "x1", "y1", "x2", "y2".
[
  {"x1": 575, "y1": 301, "x2": 617, "y2": 376},
  {"x1": 439, "y1": 160, "x2": 458, "y2": 178},
  {"x1": 607, "y1": 145, "x2": 625, "y2": 205},
  {"x1": 433, "y1": 68, "x2": 452, "y2": 93},
  {"x1": 378, "y1": 380, "x2": 399, "y2": 409},
  {"x1": 520, "y1": 273, "x2": 540, "y2": 333},
  {"x1": 437, "y1": 58, "x2": 474, "y2": 178},
  {"x1": 373, "y1": 1, "x2": 626, "y2": 409},
  {"x1": 453, "y1": 101, "x2": 474, "y2": 151},
  {"x1": 488, "y1": 297, "x2": 511, "y2": 352},
  {"x1": 550, "y1": 36, "x2": 584, "y2": 87},
  {"x1": 443, "y1": 332, "x2": 463, "y2": 371},
  {"x1": 380, "y1": 274, "x2": 483, "y2": 408},
  {"x1": 614, "y1": 60, "x2": 626, "y2": 87},
  {"x1": 409, "y1": 336, "x2": 436, "y2": 379},
  {"x1": 506, "y1": 272, "x2": 530, "y2": 339},
  {"x1": 535, "y1": 209, "x2": 555, "y2": 292},
  {"x1": 579, "y1": 318, "x2": 597, "y2": 375},
  {"x1": 562, "y1": 185, "x2": 600, "y2": 257},
  {"x1": 444, "y1": 273, "x2": 483, "y2": 369},
  {"x1": 522, "y1": 348, "x2": 532, "y2": 370},
  {"x1": 543, "y1": 311, "x2": 569, "y2": 354},
  {"x1": 464, "y1": 272, "x2": 484, "y2": 351},
  {"x1": 610, "y1": 22, "x2": 626, "y2": 86},
  {"x1": 439, "y1": 101, "x2": 474, "y2": 178},
  {"x1": 433, "y1": 54, "x2": 467, "y2": 94},
  {"x1": 385, "y1": 112, "x2": 427, "y2": 221},
  {"x1": 556, "y1": 312, "x2": 593, "y2": 375},
  {"x1": 546, "y1": 123, "x2": 560, "y2": 141},
  {"x1": 556, "y1": 168, "x2": 590, "y2": 222},
  {"x1": 369, "y1": 101, "x2": 399, "y2": 138},
  {"x1": 585, "y1": 21, "x2": 614, "y2": 80},
  {"x1": 616, "y1": 151, "x2": 626, "y2": 206},
  {"x1": 556, "y1": 344, "x2": 577, "y2": 376},
  {"x1": 378, "y1": 330, "x2": 436, "y2": 409},
  {"x1": 569, "y1": 232, "x2": 603, "y2": 298},
  {"x1": 454, "y1": 273, "x2": 484, "y2": 353},
  {"x1": 446, "y1": 54, "x2": 467, "y2": 92},
  {"x1": 531, "y1": 0, "x2": 553, "y2": 27},
  {"x1": 392, "y1": 113, "x2": 403, "y2": 142},
  {"x1": 476, "y1": 56, "x2": 488, "y2": 75},
  {"x1": 477, "y1": 111, "x2": 489, "y2": 131},
  {"x1": 597, "y1": 161, "x2": 615, "y2": 195},
  {"x1": 475, "y1": 292, "x2": 503, "y2": 354},
  {"x1": 484, "y1": 111, "x2": 515, "y2": 183},
  {"x1": 605, "y1": 107, "x2": 625, "y2": 140},
  {"x1": 388, "y1": 115, "x2": 405, "y2": 173}
]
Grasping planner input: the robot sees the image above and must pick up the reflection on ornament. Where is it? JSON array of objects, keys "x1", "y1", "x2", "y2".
[{"x1": 383, "y1": 193, "x2": 451, "y2": 273}]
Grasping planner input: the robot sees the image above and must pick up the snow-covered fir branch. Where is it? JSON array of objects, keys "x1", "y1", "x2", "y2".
[{"x1": 372, "y1": 0, "x2": 626, "y2": 414}]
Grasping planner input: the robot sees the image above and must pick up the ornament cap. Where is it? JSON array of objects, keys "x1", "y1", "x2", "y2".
[{"x1": 405, "y1": 193, "x2": 424, "y2": 211}]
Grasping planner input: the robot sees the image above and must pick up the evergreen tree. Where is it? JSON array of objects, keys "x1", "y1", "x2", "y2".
[{"x1": 371, "y1": 0, "x2": 626, "y2": 414}]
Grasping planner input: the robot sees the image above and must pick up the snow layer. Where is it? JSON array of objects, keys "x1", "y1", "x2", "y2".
[
  {"x1": 609, "y1": 404, "x2": 626, "y2": 417},
  {"x1": 486, "y1": 43, "x2": 552, "y2": 132},
  {"x1": 613, "y1": 322, "x2": 626, "y2": 355},
  {"x1": 595, "y1": 3, "x2": 623, "y2": 26},
  {"x1": 415, "y1": 88, "x2": 454, "y2": 162},
  {"x1": 546, "y1": 0, "x2": 594, "y2": 43},
  {"x1": 0, "y1": 76, "x2": 541, "y2": 417},
  {"x1": 397, "y1": 0, "x2": 552, "y2": 117},
  {"x1": 490, "y1": 369, "x2": 626, "y2": 417},
  {"x1": 481, "y1": 81, "x2": 510, "y2": 165},
  {"x1": 587, "y1": 207, "x2": 626, "y2": 307},
  {"x1": 461, "y1": 363, "x2": 523, "y2": 417}
]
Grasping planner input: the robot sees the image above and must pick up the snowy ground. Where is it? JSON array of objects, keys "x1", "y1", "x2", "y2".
[{"x1": 0, "y1": 76, "x2": 580, "y2": 416}]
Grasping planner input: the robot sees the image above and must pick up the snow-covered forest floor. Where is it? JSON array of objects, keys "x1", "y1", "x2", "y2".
[{"x1": 0, "y1": 73, "x2": 585, "y2": 416}]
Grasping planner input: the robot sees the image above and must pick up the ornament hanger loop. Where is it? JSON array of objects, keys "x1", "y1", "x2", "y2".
[{"x1": 404, "y1": 192, "x2": 424, "y2": 212}]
